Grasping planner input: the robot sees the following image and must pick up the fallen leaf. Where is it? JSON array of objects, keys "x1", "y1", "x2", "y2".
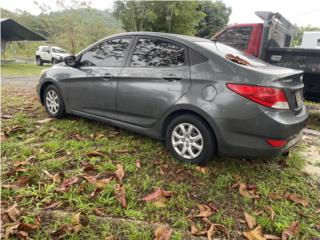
[
  {"x1": 18, "y1": 217, "x2": 41, "y2": 231},
  {"x1": 243, "y1": 226, "x2": 266, "y2": 240},
  {"x1": 195, "y1": 166, "x2": 208, "y2": 174},
  {"x1": 281, "y1": 221, "x2": 299, "y2": 240},
  {"x1": 239, "y1": 183, "x2": 259, "y2": 199},
  {"x1": 244, "y1": 212, "x2": 256, "y2": 229},
  {"x1": 15, "y1": 175, "x2": 31, "y2": 186},
  {"x1": 1, "y1": 132, "x2": 7, "y2": 142},
  {"x1": 115, "y1": 184, "x2": 127, "y2": 208},
  {"x1": 43, "y1": 202, "x2": 62, "y2": 210},
  {"x1": 86, "y1": 151, "x2": 105, "y2": 158},
  {"x1": 90, "y1": 188, "x2": 103, "y2": 198},
  {"x1": 4, "y1": 222, "x2": 20, "y2": 239},
  {"x1": 6, "y1": 125, "x2": 24, "y2": 134},
  {"x1": 269, "y1": 193, "x2": 282, "y2": 201},
  {"x1": 140, "y1": 188, "x2": 174, "y2": 202},
  {"x1": 51, "y1": 224, "x2": 73, "y2": 239},
  {"x1": 43, "y1": 170, "x2": 64, "y2": 183},
  {"x1": 207, "y1": 224, "x2": 217, "y2": 240},
  {"x1": 285, "y1": 193, "x2": 309, "y2": 207},
  {"x1": 195, "y1": 204, "x2": 217, "y2": 218},
  {"x1": 265, "y1": 206, "x2": 275, "y2": 220},
  {"x1": 154, "y1": 226, "x2": 172, "y2": 240},
  {"x1": 105, "y1": 236, "x2": 117, "y2": 240},
  {"x1": 2, "y1": 114, "x2": 13, "y2": 119},
  {"x1": 135, "y1": 159, "x2": 141, "y2": 169},
  {"x1": 56, "y1": 176, "x2": 79, "y2": 192},
  {"x1": 13, "y1": 161, "x2": 29, "y2": 168},
  {"x1": 94, "y1": 208, "x2": 106, "y2": 217},
  {"x1": 114, "y1": 164, "x2": 124, "y2": 181},
  {"x1": 95, "y1": 178, "x2": 112, "y2": 188},
  {"x1": 190, "y1": 222, "x2": 198, "y2": 235},
  {"x1": 71, "y1": 213, "x2": 81, "y2": 225},
  {"x1": 6, "y1": 204, "x2": 20, "y2": 222},
  {"x1": 316, "y1": 208, "x2": 320, "y2": 214},
  {"x1": 263, "y1": 234, "x2": 280, "y2": 239},
  {"x1": 82, "y1": 174, "x2": 97, "y2": 184},
  {"x1": 82, "y1": 163, "x2": 96, "y2": 172},
  {"x1": 37, "y1": 118, "x2": 53, "y2": 124}
]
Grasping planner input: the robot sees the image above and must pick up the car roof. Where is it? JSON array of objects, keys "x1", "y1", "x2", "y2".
[{"x1": 108, "y1": 32, "x2": 210, "y2": 43}]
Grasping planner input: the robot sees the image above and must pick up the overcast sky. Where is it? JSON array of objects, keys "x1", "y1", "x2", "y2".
[{"x1": 1, "y1": 0, "x2": 319, "y2": 27}]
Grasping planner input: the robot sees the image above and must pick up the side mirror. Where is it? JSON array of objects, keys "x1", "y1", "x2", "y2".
[{"x1": 64, "y1": 55, "x2": 77, "y2": 67}]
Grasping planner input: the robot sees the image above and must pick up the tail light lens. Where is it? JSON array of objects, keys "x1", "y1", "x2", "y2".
[
  {"x1": 227, "y1": 84, "x2": 289, "y2": 109},
  {"x1": 266, "y1": 139, "x2": 287, "y2": 147}
]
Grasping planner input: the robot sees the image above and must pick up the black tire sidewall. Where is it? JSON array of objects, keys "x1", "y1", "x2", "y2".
[
  {"x1": 44, "y1": 85, "x2": 66, "y2": 118},
  {"x1": 165, "y1": 114, "x2": 215, "y2": 164}
]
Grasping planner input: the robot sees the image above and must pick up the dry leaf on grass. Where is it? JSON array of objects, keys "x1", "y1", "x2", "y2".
[
  {"x1": 263, "y1": 234, "x2": 280, "y2": 239},
  {"x1": 239, "y1": 183, "x2": 259, "y2": 199},
  {"x1": 140, "y1": 188, "x2": 174, "y2": 202},
  {"x1": 281, "y1": 221, "x2": 299, "y2": 240},
  {"x1": 114, "y1": 184, "x2": 127, "y2": 208},
  {"x1": 190, "y1": 222, "x2": 198, "y2": 235},
  {"x1": 195, "y1": 166, "x2": 208, "y2": 174},
  {"x1": 2, "y1": 114, "x2": 13, "y2": 119},
  {"x1": 265, "y1": 206, "x2": 275, "y2": 220},
  {"x1": 269, "y1": 193, "x2": 282, "y2": 201},
  {"x1": 114, "y1": 164, "x2": 124, "y2": 181},
  {"x1": 244, "y1": 212, "x2": 256, "y2": 229},
  {"x1": 1, "y1": 132, "x2": 7, "y2": 142},
  {"x1": 6, "y1": 204, "x2": 20, "y2": 222},
  {"x1": 154, "y1": 226, "x2": 172, "y2": 240},
  {"x1": 135, "y1": 159, "x2": 141, "y2": 169},
  {"x1": 43, "y1": 202, "x2": 62, "y2": 210},
  {"x1": 51, "y1": 213, "x2": 82, "y2": 240},
  {"x1": 86, "y1": 151, "x2": 105, "y2": 158},
  {"x1": 43, "y1": 170, "x2": 64, "y2": 183},
  {"x1": 194, "y1": 204, "x2": 218, "y2": 218},
  {"x1": 315, "y1": 208, "x2": 320, "y2": 214},
  {"x1": 285, "y1": 193, "x2": 309, "y2": 207},
  {"x1": 56, "y1": 176, "x2": 80, "y2": 192},
  {"x1": 37, "y1": 118, "x2": 53, "y2": 124},
  {"x1": 243, "y1": 226, "x2": 266, "y2": 240}
]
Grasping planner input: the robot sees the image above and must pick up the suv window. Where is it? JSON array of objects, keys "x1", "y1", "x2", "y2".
[
  {"x1": 80, "y1": 37, "x2": 132, "y2": 67},
  {"x1": 41, "y1": 46, "x2": 48, "y2": 52},
  {"x1": 130, "y1": 38, "x2": 185, "y2": 67},
  {"x1": 216, "y1": 26, "x2": 252, "y2": 51}
]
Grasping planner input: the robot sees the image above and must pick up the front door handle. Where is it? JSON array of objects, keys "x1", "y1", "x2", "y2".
[{"x1": 163, "y1": 75, "x2": 182, "y2": 82}]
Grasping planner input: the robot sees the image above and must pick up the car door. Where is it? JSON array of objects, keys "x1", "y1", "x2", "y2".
[
  {"x1": 61, "y1": 36, "x2": 133, "y2": 120},
  {"x1": 42, "y1": 46, "x2": 51, "y2": 61},
  {"x1": 117, "y1": 37, "x2": 191, "y2": 127}
]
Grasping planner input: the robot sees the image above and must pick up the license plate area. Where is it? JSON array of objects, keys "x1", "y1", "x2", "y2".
[{"x1": 295, "y1": 91, "x2": 303, "y2": 108}]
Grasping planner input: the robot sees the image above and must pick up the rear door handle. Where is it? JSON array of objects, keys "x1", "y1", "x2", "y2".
[
  {"x1": 163, "y1": 75, "x2": 182, "y2": 81},
  {"x1": 102, "y1": 73, "x2": 113, "y2": 81}
]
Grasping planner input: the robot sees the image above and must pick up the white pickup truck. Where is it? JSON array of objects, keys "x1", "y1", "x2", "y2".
[{"x1": 35, "y1": 46, "x2": 70, "y2": 65}]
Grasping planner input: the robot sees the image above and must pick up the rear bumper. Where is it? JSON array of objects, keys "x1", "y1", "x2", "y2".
[{"x1": 214, "y1": 106, "x2": 308, "y2": 159}]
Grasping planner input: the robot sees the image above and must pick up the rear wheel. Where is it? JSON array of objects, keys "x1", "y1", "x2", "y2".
[
  {"x1": 44, "y1": 85, "x2": 66, "y2": 118},
  {"x1": 165, "y1": 114, "x2": 215, "y2": 164},
  {"x1": 36, "y1": 56, "x2": 43, "y2": 66}
]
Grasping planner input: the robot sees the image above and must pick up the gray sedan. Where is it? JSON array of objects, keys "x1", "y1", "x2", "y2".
[{"x1": 37, "y1": 32, "x2": 308, "y2": 164}]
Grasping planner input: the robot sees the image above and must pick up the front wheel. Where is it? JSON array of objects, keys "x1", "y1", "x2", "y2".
[
  {"x1": 36, "y1": 56, "x2": 43, "y2": 66},
  {"x1": 165, "y1": 114, "x2": 216, "y2": 164},
  {"x1": 44, "y1": 85, "x2": 66, "y2": 118}
]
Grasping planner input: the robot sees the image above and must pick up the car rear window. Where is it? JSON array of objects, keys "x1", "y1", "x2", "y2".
[{"x1": 195, "y1": 41, "x2": 267, "y2": 67}]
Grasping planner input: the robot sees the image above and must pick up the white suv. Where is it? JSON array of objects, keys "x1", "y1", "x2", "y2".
[{"x1": 35, "y1": 46, "x2": 70, "y2": 65}]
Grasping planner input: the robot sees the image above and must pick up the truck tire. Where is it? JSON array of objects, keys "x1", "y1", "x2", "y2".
[{"x1": 36, "y1": 56, "x2": 43, "y2": 66}]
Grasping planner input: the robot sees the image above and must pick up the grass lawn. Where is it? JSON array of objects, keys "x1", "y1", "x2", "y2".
[
  {"x1": 1, "y1": 86, "x2": 320, "y2": 239},
  {"x1": 1, "y1": 63, "x2": 49, "y2": 77}
]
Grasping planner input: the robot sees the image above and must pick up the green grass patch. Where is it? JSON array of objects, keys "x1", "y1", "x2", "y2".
[
  {"x1": 1, "y1": 63, "x2": 48, "y2": 77},
  {"x1": 1, "y1": 86, "x2": 320, "y2": 239}
]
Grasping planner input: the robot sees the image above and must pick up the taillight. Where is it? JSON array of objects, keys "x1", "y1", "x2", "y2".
[
  {"x1": 266, "y1": 139, "x2": 287, "y2": 147},
  {"x1": 227, "y1": 84, "x2": 289, "y2": 109}
]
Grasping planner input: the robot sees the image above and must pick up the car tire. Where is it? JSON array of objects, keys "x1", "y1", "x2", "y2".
[
  {"x1": 36, "y1": 56, "x2": 43, "y2": 66},
  {"x1": 44, "y1": 85, "x2": 66, "y2": 118},
  {"x1": 165, "y1": 114, "x2": 216, "y2": 164}
]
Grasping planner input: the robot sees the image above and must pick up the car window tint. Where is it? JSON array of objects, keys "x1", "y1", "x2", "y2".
[
  {"x1": 216, "y1": 26, "x2": 252, "y2": 51},
  {"x1": 80, "y1": 37, "x2": 132, "y2": 67},
  {"x1": 130, "y1": 38, "x2": 185, "y2": 67}
]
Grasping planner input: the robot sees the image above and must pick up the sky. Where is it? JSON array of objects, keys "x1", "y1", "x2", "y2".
[{"x1": 1, "y1": 0, "x2": 320, "y2": 27}]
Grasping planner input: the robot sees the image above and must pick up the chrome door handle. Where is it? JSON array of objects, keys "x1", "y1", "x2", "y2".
[{"x1": 102, "y1": 73, "x2": 113, "y2": 81}]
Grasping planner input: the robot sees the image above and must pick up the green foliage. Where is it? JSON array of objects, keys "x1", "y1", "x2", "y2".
[
  {"x1": 291, "y1": 25, "x2": 320, "y2": 47},
  {"x1": 113, "y1": 1, "x2": 207, "y2": 35},
  {"x1": 196, "y1": 0, "x2": 231, "y2": 38},
  {"x1": 1, "y1": 4, "x2": 122, "y2": 56}
]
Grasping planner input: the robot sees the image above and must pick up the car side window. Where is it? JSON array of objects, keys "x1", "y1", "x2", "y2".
[
  {"x1": 42, "y1": 47, "x2": 48, "y2": 52},
  {"x1": 80, "y1": 37, "x2": 132, "y2": 67},
  {"x1": 216, "y1": 26, "x2": 252, "y2": 51},
  {"x1": 130, "y1": 37, "x2": 185, "y2": 67}
]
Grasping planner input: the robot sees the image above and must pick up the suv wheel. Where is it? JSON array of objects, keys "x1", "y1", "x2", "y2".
[
  {"x1": 36, "y1": 56, "x2": 43, "y2": 66},
  {"x1": 44, "y1": 85, "x2": 66, "y2": 118},
  {"x1": 165, "y1": 114, "x2": 215, "y2": 164}
]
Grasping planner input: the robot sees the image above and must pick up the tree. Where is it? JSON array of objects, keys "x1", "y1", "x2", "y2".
[
  {"x1": 113, "y1": 1, "x2": 205, "y2": 35},
  {"x1": 196, "y1": 1, "x2": 231, "y2": 38}
]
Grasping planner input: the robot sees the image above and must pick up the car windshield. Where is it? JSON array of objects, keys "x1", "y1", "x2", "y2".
[
  {"x1": 195, "y1": 41, "x2": 267, "y2": 67},
  {"x1": 52, "y1": 48, "x2": 67, "y2": 53}
]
